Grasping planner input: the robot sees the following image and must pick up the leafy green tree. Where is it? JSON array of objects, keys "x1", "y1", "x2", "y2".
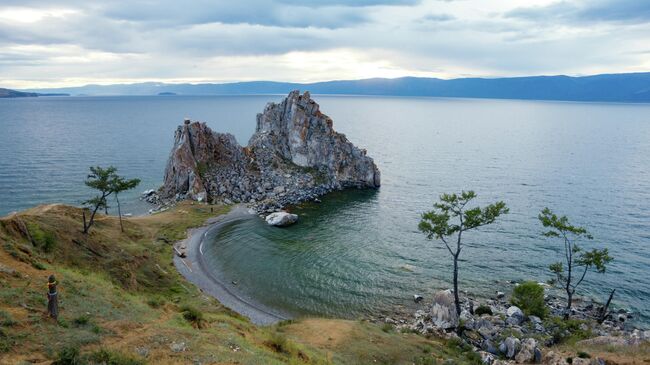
[
  {"x1": 83, "y1": 166, "x2": 117, "y2": 234},
  {"x1": 82, "y1": 166, "x2": 140, "y2": 234},
  {"x1": 111, "y1": 175, "x2": 141, "y2": 232},
  {"x1": 539, "y1": 208, "x2": 613, "y2": 319},
  {"x1": 419, "y1": 191, "x2": 508, "y2": 316}
]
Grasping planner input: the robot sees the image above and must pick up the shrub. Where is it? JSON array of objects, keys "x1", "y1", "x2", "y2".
[
  {"x1": 53, "y1": 345, "x2": 80, "y2": 365},
  {"x1": 577, "y1": 351, "x2": 591, "y2": 359},
  {"x1": 0, "y1": 310, "x2": 16, "y2": 326},
  {"x1": 180, "y1": 305, "x2": 204, "y2": 328},
  {"x1": 73, "y1": 314, "x2": 90, "y2": 326},
  {"x1": 27, "y1": 222, "x2": 56, "y2": 252},
  {"x1": 146, "y1": 297, "x2": 165, "y2": 308},
  {"x1": 87, "y1": 348, "x2": 145, "y2": 365},
  {"x1": 381, "y1": 323, "x2": 394, "y2": 333},
  {"x1": 544, "y1": 317, "x2": 592, "y2": 344},
  {"x1": 266, "y1": 332, "x2": 290, "y2": 354},
  {"x1": 511, "y1": 281, "x2": 548, "y2": 318},
  {"x1": 475, "y1": 304, "x2": 493, "y2": 316},
  {"x1": 0, "y1": 328, "x2": 14, "y2": 353}
]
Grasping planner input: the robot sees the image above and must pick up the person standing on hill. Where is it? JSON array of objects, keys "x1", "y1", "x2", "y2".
[{"x1": 47, "y1": 275, "x2": 58, "y2": 320}]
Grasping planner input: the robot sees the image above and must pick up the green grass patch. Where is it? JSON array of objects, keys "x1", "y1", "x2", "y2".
[{"x1": 26, "y1": 222, "x2": 57, "y2": 252}]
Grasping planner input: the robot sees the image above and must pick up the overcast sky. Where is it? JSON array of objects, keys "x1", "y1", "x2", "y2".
[{"x1": 1, "y1": 0, "x2": 649, "y2": 88}]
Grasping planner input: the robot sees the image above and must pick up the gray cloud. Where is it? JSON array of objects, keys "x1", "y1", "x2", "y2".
[
  {"x1": 419, "y1": 13, "x2": 455, "y2": 22},
  {"x1": 0, "y1": 0, "x2": 649, "y2": 88},
  {"x1": 507, "y1": 0, "x2": 650, "y2": 25}
]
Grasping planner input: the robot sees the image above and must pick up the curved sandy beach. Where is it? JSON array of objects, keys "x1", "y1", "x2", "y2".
[{"x1": 173, "y1": 205, "x2": 291, "y2": 325}]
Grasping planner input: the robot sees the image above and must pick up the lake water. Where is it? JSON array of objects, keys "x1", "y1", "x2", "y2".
[{"x1": 1, "y1": 95, "x2": 649, "y2": 326}]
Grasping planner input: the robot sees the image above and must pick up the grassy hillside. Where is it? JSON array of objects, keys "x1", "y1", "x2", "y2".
[{"x1": 0, "y1": 202, "x2": 482, "y2": 365}]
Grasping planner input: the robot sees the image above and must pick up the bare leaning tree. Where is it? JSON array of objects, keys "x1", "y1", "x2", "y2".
[
  {"x1": 419, "y1": 191, "x2": 508, "y2": 316},
  {"x1": 111, "y1": 175, "x2": 141, "y2": 232},
  {"x1": 539, "y1": 208, "x2": 613, "y2": 319}
]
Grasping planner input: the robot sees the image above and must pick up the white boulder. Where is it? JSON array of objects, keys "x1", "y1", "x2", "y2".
[
  {"x1": 430, "y1": 289, "x2": 459, "y2": 329},
  {"x1": 265, "y1": 211, "x2": 298, "y2": 227}
]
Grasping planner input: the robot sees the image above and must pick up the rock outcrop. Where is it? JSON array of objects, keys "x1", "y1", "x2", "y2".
[{"x1": 160, "y1": 91, "x2": 380, "y2": 212}]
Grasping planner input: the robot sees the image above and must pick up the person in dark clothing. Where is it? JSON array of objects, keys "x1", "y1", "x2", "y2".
[{"x1": 47, "y1": 275, "x2": 58, "y2": 319}]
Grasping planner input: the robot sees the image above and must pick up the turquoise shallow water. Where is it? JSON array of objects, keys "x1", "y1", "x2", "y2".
[{"x1": 1, "y1": 95, "x2": 649, "y2": 326}]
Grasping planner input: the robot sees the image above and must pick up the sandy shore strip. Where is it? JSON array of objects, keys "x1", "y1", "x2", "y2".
[{"x1": 173, "y1": 205, "x2": 290, "y2": 325}]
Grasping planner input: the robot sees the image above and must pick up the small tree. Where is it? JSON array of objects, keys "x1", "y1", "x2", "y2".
[
  {"x1": 539, "y1": 208, "x2": 613, "y2": 319},
  {"x1": 111, "y1": 176, "x2": 141, "y2": 232},
  {"x1": 419, "y1": 191, "x2": 508, "y2": 316},
  {"x1": 83, "y1": 166, "x2": 117, "y2": 234}
]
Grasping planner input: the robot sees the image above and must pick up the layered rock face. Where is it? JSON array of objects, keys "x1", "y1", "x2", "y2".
[{"x1": 160, "y1": 91, "x2": 380, "y2": 212}]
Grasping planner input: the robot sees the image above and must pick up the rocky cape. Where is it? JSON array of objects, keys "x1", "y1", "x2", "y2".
[{"x1": 154, "y1": 90, "x2": 380, "y2": 213}]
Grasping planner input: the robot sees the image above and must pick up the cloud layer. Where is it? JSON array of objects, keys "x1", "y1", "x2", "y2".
[{"x1": 0, "y1": 0, "x2": 648, "y2": 88}]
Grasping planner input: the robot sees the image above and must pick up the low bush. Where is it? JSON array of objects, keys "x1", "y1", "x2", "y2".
[
  {"x1": 544, "y1": 317, "x2": 592, "y2": 345},
  {"x1": 511, "y1": 281, "x2": 547, "y2": 318},
  {"x1": 577, "y1": 351, "x2": 591, "y2": 359},
  {"x1": 87, "y1": 348, "x2": 145, "y2": 365},
  {"x1": 73, "y1": 314, "x2": 90, "y2": 326},
  {"x1": 0, "y1": 310, "x2": 16, "y2": 326},
  {"x1": 0, "y1": 328, "x2": 14, "y2": 353},
  {"x1": 52, "y1": 345, "x2": 80, "y2": 365},
  {"x1": 180, "y1": 305, "x2": 204, "y2": 328},
  {"x1": 146, "y1": 297, "x2": 165, "y2": 308},
  {"x1": 475, "y1": 304, "x2": 493, "y2": 316},
  {"x1": 381, "y1": 323, "x2": 394, "y2": 333},
  {"x1": 27, "y1": 222, "x2": 56, "y2": 252}
]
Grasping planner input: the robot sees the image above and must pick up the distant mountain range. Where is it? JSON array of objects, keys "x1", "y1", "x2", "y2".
[
  {"x1": 19, "y1": 72, "x2": 650, "y2": 102},
  {"x1": 0, "y1": 88, "x2": 38, "y2": 98},
  {"x1": 0, "y1": 88, "x2": 69, "y2": 98}
]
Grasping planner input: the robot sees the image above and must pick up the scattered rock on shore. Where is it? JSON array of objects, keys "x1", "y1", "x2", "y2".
[{"x1": 265, "y1": 211, "x2": 298, "y2": 227}]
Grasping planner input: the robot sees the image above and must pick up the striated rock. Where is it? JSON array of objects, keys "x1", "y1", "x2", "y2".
[
  {"x1": 430, "y1": 289, "x2": 459, "y2": 329},
  {"x1": 265, "y1": 212, "x2": 298, "y2": 227},
  {"x1": 479, "y1": 351, "x2": 495, "y2": 365},
  {"x1": 159, "y1": 91, "x2": 380, "y2": 211},
  {"x1": 499, "y1": 336, "x2": 520, "y2": 359},
  {"x1": 515, "y1": 338, "x2": 537, "y2": 363}
]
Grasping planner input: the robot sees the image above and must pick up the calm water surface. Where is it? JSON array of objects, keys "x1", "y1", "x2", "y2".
[{"x1": 1, "y1": 95, "x2": 649, "y2": 326}]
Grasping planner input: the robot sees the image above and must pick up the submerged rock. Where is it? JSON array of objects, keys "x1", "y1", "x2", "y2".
[
  {"x1": 265, "y1": 211, "x2": 298, "y2": 227},
  {"x1": 159, "y1": 91, "x2": 380, "y2": 212}
]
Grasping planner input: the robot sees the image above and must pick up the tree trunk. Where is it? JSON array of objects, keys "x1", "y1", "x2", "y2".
[
  {"x1": 599, "y1": 289, "x2": 616, "y2": 323},
  {"x1": 116, "y1": 193, "x2": 124, "y2": 232},
  {"x1": 84, "y1": 203, "x2": 101, "y2": 234},
  {"x1": 82, "y1": 210, "x2": 87, "y2": 232},
  {"x1": 564, "y1": 290, "x2": 573, "y2": 319},
  {"x1": 453, "y1": 254, "x2": 461, "y2": 316}
]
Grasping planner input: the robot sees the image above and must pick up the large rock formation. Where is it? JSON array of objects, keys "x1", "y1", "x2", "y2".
[{"x1": 160, "y1": 90, "x2": 380, "y2": 212}]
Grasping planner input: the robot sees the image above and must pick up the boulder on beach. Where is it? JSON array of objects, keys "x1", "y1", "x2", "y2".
[{"x1": 265, "y1": 212, "x2": 298, "y2": 227}]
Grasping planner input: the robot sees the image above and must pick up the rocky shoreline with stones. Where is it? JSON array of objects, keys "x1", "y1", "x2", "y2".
[{"x1": 374, "y1": 286, "x2": 648, "y2": 364}]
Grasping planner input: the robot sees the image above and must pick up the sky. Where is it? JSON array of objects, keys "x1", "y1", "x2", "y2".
[{"x1": 0, "y1": 0, "x2": 649, "y2": 89}]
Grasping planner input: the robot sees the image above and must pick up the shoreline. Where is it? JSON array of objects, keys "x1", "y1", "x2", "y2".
[{"x1": 173, "y1": 204, "x2": 291, "y2": 325}]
